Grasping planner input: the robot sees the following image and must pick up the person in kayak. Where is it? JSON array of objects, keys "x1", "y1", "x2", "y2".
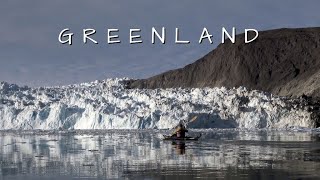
[{"x1": 171, "y1": 123, "x2": 188, "y2": 138}]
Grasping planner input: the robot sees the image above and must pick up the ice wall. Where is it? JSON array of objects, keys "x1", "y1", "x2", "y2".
[{"x1": 0, "y1": 79, "x2": 314, "y2": 130}]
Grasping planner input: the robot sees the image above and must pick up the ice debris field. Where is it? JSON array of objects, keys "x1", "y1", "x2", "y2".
[{"x1": 0, "y1": 79, "x2": 315, "y2": 130}]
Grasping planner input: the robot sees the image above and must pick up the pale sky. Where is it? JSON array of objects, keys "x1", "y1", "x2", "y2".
[{"x1": 0, "y1": 0, "x2": 319, "y2": 86}]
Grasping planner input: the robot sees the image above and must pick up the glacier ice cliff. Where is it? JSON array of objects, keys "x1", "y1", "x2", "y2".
[{"x1": 0, "y1": 79, "x2": 316, "y2": 130}]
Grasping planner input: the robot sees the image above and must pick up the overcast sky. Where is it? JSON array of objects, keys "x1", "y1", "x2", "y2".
[{"x1": 0, "y1": 0, "x2": 319, "y2": 87}]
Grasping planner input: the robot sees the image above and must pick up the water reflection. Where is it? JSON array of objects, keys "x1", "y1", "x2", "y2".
[
  {"x1": 172, "y1": 141, "x2": 186, "y2": 155},
  {"x1": 0, "y1": 130, "x2": 320, "y2": 179}
]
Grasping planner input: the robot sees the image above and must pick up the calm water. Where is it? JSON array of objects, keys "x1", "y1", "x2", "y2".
[{"x1": 0, "y1": 129, "x2": 320, "y2": 179}]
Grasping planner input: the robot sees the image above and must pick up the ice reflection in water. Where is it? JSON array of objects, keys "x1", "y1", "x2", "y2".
[{"x1": 0, "y1": 129, "x2": 320, "y2": 179}]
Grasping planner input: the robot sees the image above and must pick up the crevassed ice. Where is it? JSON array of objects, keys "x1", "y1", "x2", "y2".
[{"x1": 0, "y1": 79, "x2": 314, "y2": 130}]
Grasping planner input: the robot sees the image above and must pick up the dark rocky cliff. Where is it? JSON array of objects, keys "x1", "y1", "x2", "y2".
[{"x1": 128, "y1": 27, "x2": 320, "y2": 98}]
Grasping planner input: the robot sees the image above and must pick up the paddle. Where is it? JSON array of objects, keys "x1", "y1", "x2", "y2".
[
  {"x1": 184, "y1": 116, "x2": 198, "y2": 128},
  {"x1": 172, "y1": 116, "x2": 198, "y2": 130}
]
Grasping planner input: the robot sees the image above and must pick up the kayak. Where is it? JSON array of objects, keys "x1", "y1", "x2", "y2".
[{"x1": 162, "y1": 134, "x2": 202, "y2": 141}]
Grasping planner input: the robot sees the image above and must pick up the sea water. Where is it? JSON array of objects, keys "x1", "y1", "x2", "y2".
[{"x1": 0, "y1": 129, "x2": 320, "y2": 179}]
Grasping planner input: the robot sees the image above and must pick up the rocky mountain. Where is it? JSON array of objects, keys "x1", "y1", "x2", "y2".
[{"x1": 128, "y1": 27, "x2": 320, "y2": 98}]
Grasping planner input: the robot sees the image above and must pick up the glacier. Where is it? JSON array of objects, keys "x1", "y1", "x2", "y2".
[{"x1": 0, "y1": 78, "x2": 315, "y2": 130}]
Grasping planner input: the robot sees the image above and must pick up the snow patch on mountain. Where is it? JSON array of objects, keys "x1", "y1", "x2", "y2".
[{"x1": 0, "y1": 79, "x2": 315, "y2": 130}]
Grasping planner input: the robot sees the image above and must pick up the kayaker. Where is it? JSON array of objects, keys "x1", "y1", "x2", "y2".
[{"x1": 171, "y1": 123, "x2": 188, "y2": 138}]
